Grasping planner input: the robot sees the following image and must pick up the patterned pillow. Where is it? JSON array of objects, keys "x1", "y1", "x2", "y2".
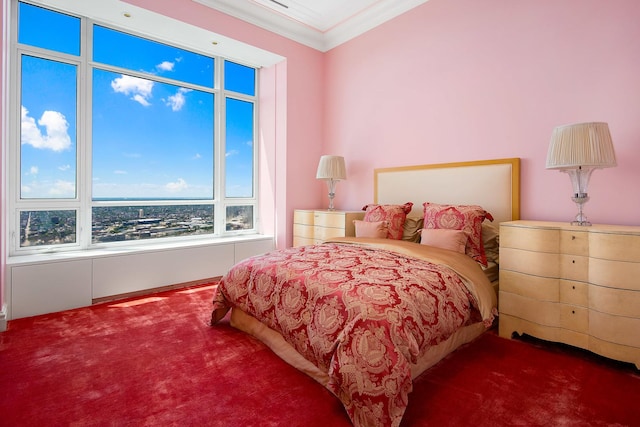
[
  {"x1": 362, "y1": 202, "x2": 413, "y2": 240},
  {"x1": 422, "y1": 202, "x2": 494, "y2": 266},
  {"x1": 353, "y1": 220, "x2": 388, "y2": 239}
]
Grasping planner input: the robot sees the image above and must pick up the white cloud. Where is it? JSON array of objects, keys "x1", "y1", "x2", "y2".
[
  {"x1": 114, "y1": 170, "x2": 127, "y2": 175},
  {"x1": 21, "y1": 106, "x2": 72, "y2": 152},
  {"x1": 156, "y1": 61, "x2": 174, "y2": 72},
  {"x1": 165, "y1": 88, "x2": 191, "y2": 112},
  {"x1": 18, "y1": 178, "x2": 76, "y2": 198},
  {"x1": 48, "y1": 180, "x2": 75, "y2": 197},
  {"x1": 58, "y1": 164, "x2": 70, "y2": 171},
  {"x1": 226, "y1": 149, "x2": 239, "y2": 157},
  {"x1": 165, "y1": 178, "x2": 188, "y2": 192},
  {"x1": 111, "y1": 75, "x2": 154, "y2": 106},
  {"x1": 193, "y1": 153, "x2": 202, "y2": 160},
  {"x1": 132, "y1": 94, "x2": 151, "y2": 107},
  {"x1": 29, "y1": 166, "x2": 39, "y2": 175}
]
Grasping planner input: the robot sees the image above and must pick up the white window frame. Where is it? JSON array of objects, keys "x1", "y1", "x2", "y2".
[{"x1": 7, "y1": 0, "x2": 259, "y2": 257}]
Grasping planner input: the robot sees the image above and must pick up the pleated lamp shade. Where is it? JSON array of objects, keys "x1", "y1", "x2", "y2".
[
  {"x1": 546, "y1": 122, "x2": 617, "y2": 170},
  {"x1": 316, "y1": 155, "x2": 346, "y2": 180}
]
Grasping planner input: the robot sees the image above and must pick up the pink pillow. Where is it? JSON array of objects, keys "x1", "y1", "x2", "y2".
[
  {"x1": 362, "y1": 202, "x2": 413, "y2": 240},
  {"x1": 354, "y1": 220, "x2": 388, "y2": 238},
  {"x1": 422, "y1": 202, "x2": 494, "y2": 266},
  {"x1": 420, "y1": 228, "x2": 468, "y2": 253}
]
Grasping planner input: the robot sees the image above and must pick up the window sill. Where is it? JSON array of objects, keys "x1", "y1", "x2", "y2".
[{"x1": 7, "y1": 234, "x2": 274, "y2": 266}]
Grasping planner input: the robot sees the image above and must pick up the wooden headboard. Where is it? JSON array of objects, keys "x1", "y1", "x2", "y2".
[{"x1": 374, "y1": 158, "x2": 520, "y2": 224}]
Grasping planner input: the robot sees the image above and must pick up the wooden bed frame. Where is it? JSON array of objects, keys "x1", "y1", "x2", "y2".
[
  {"x1": 374, "y1": 158, "x2": 521, "y2": 224},
  {"x1": 229, "y1": 158, "x2": 522, "y2": 382}
]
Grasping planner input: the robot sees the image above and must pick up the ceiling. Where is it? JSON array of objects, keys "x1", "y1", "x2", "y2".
[{"x1": 193, "y1": 0, "x2": 429, "y2": 52}]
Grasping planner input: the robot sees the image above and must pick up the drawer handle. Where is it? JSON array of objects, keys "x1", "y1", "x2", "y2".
[
  {"x1": 572, "y1": 260, "x2": 575, "y2": 264},
  {"x1": 572, "y1": 310, "x2": 575, "y2": 314},
  {"x1": 572, "y1": 235, "x2": 576, "y2": 240},
  {"x1": 572, "y1": 285, "x2": 576, "y2": 290}
]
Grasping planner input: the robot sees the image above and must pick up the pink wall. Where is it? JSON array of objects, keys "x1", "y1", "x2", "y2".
[{"x1": 324, "y1": 0, "x2": 640, "y2": 226}]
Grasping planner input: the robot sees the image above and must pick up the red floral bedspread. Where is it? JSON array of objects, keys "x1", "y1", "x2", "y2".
[{"x1": 211, "y1": 239, "x2": 495, "y2": 427}]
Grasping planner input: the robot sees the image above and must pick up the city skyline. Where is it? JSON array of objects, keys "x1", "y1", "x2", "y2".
[{"x1": 20, "y1": 204, "x2": 253, "y2": 247}]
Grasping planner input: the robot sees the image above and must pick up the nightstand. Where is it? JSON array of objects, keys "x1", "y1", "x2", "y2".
[
  {"x1": 293, "y1": 209, "x2": 365, "y2": 247},
  {"x1": 498, "y1": 220, "x2": 640, "y2": 368}
]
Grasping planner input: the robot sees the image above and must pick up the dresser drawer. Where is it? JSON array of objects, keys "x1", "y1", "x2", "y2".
[
  {"x1": 501, "y1": 226, "x2": 559, "y2": 252},
  {"x1": 590, "y1": 310, "x2": 640, "y2": 348},
  {"x1": 293, "y1": 210, "x2": 315, "y2": 225},
  {"x1": 313, "y1": 211, "x2": 348, "y2": 228},
  {"x1": 589, "y1": 258, "x2": 640, "y2": 291},
  {"x1": 589, "y1": 285, "x2": 640, "y2": 317},
  {"x1": 499, "y1": 270, "x2": 558, "y2": 301},
  {"x1": 560, "y1": 304, "x2": 588, "y2": 333},
  {"x1": 559, "y1": 280, "x2": 588, "y2": 306},
  {"x1": 589, "y1": 232, "x2": 640, "y2": 262},
  {"x1": 293, "y1": 236, "x2": 316, "y2": 246},
  {"x1": 559, "y1": 230, "x2": 589, "y2": 256},
  {"x1": 500, "y1": 247, "x2": 560, "y2": 278},
  {"x1": 499, "y1": 292, "x2": 560, "y2": 327},
  {"x1": 293, "y1": 224, "x2": 314, "y2": 239},
  {"x1": 559, "y1": 254, "x2": 588, "y2": 281},
  {"x1": 314, "y1": 225, "x2": 347, "y2": 240}
]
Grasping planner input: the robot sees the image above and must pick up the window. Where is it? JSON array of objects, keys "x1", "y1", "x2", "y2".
[{"x1": 11, "y1": 1, "x2": 258, "y2": 254}]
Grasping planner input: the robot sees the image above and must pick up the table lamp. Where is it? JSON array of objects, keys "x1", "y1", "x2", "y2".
[
  {"x1": 546, "y1": 122, "x2": 616, "y2": 226},
  {"x1": 316, "y1": 155, "x2": 346, "y2": 211}
]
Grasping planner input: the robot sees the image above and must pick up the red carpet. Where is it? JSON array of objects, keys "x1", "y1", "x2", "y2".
[{"x1": 1, "y1": 283, "x2": 638, "y2": 426}]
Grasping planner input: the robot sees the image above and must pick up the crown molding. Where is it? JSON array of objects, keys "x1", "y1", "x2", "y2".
[
  {"x1": 193, "y1": 0, "x2": 429, "y2": 52},
  {"x1": 324, "y1": 0, "x2": 429, "y2": 51}
]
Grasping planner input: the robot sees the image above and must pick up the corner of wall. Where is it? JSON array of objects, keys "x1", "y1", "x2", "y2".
[{"x1": 0, "y1": 304, "x2": 7, "y2": 331}]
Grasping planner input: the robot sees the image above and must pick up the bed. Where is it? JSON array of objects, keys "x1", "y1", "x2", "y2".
[{"x1": 211, "y1": 158, "x2": 520, "y2": 427}]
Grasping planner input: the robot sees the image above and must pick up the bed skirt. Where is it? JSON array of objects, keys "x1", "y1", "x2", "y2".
[{"x1": 229, "y1": 307, "x2": 487, "y2": 386}]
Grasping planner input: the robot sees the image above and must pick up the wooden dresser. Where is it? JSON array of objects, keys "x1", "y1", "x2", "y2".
[
  {"x1": 293, "y1": 210, "x2": 364, "y2": 247},
  {"x1": 499, "y1": 220, "x2": 640, "y2": 368}
]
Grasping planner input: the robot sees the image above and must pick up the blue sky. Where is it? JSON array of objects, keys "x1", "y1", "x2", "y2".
[{"x1": 19, "y1": 2, "x2": 255, "y2": 200}]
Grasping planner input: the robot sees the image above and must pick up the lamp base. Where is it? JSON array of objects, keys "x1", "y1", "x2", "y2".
[
  {"x1": 326, "y1": 179, "x2": 338, "y2": 211},
  {"x1": 571, "y1": 194, "x2": 591, "y2": 226}
]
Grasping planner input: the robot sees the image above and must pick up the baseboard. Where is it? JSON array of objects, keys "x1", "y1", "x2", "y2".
[
  {"x1": 0, "y1": 304, "x2": 7, "y2": 331},
  {"x1": 91, "y1": 277, "x2": 221, "y2": 305}
]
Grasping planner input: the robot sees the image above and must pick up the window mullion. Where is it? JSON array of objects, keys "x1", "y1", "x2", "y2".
[
  {"x1": 78, "y1": 16, "x2": 92, "y2": 249},
  {"x1": 215, "y1": 55, "x2": 225, "y2": 235}
]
